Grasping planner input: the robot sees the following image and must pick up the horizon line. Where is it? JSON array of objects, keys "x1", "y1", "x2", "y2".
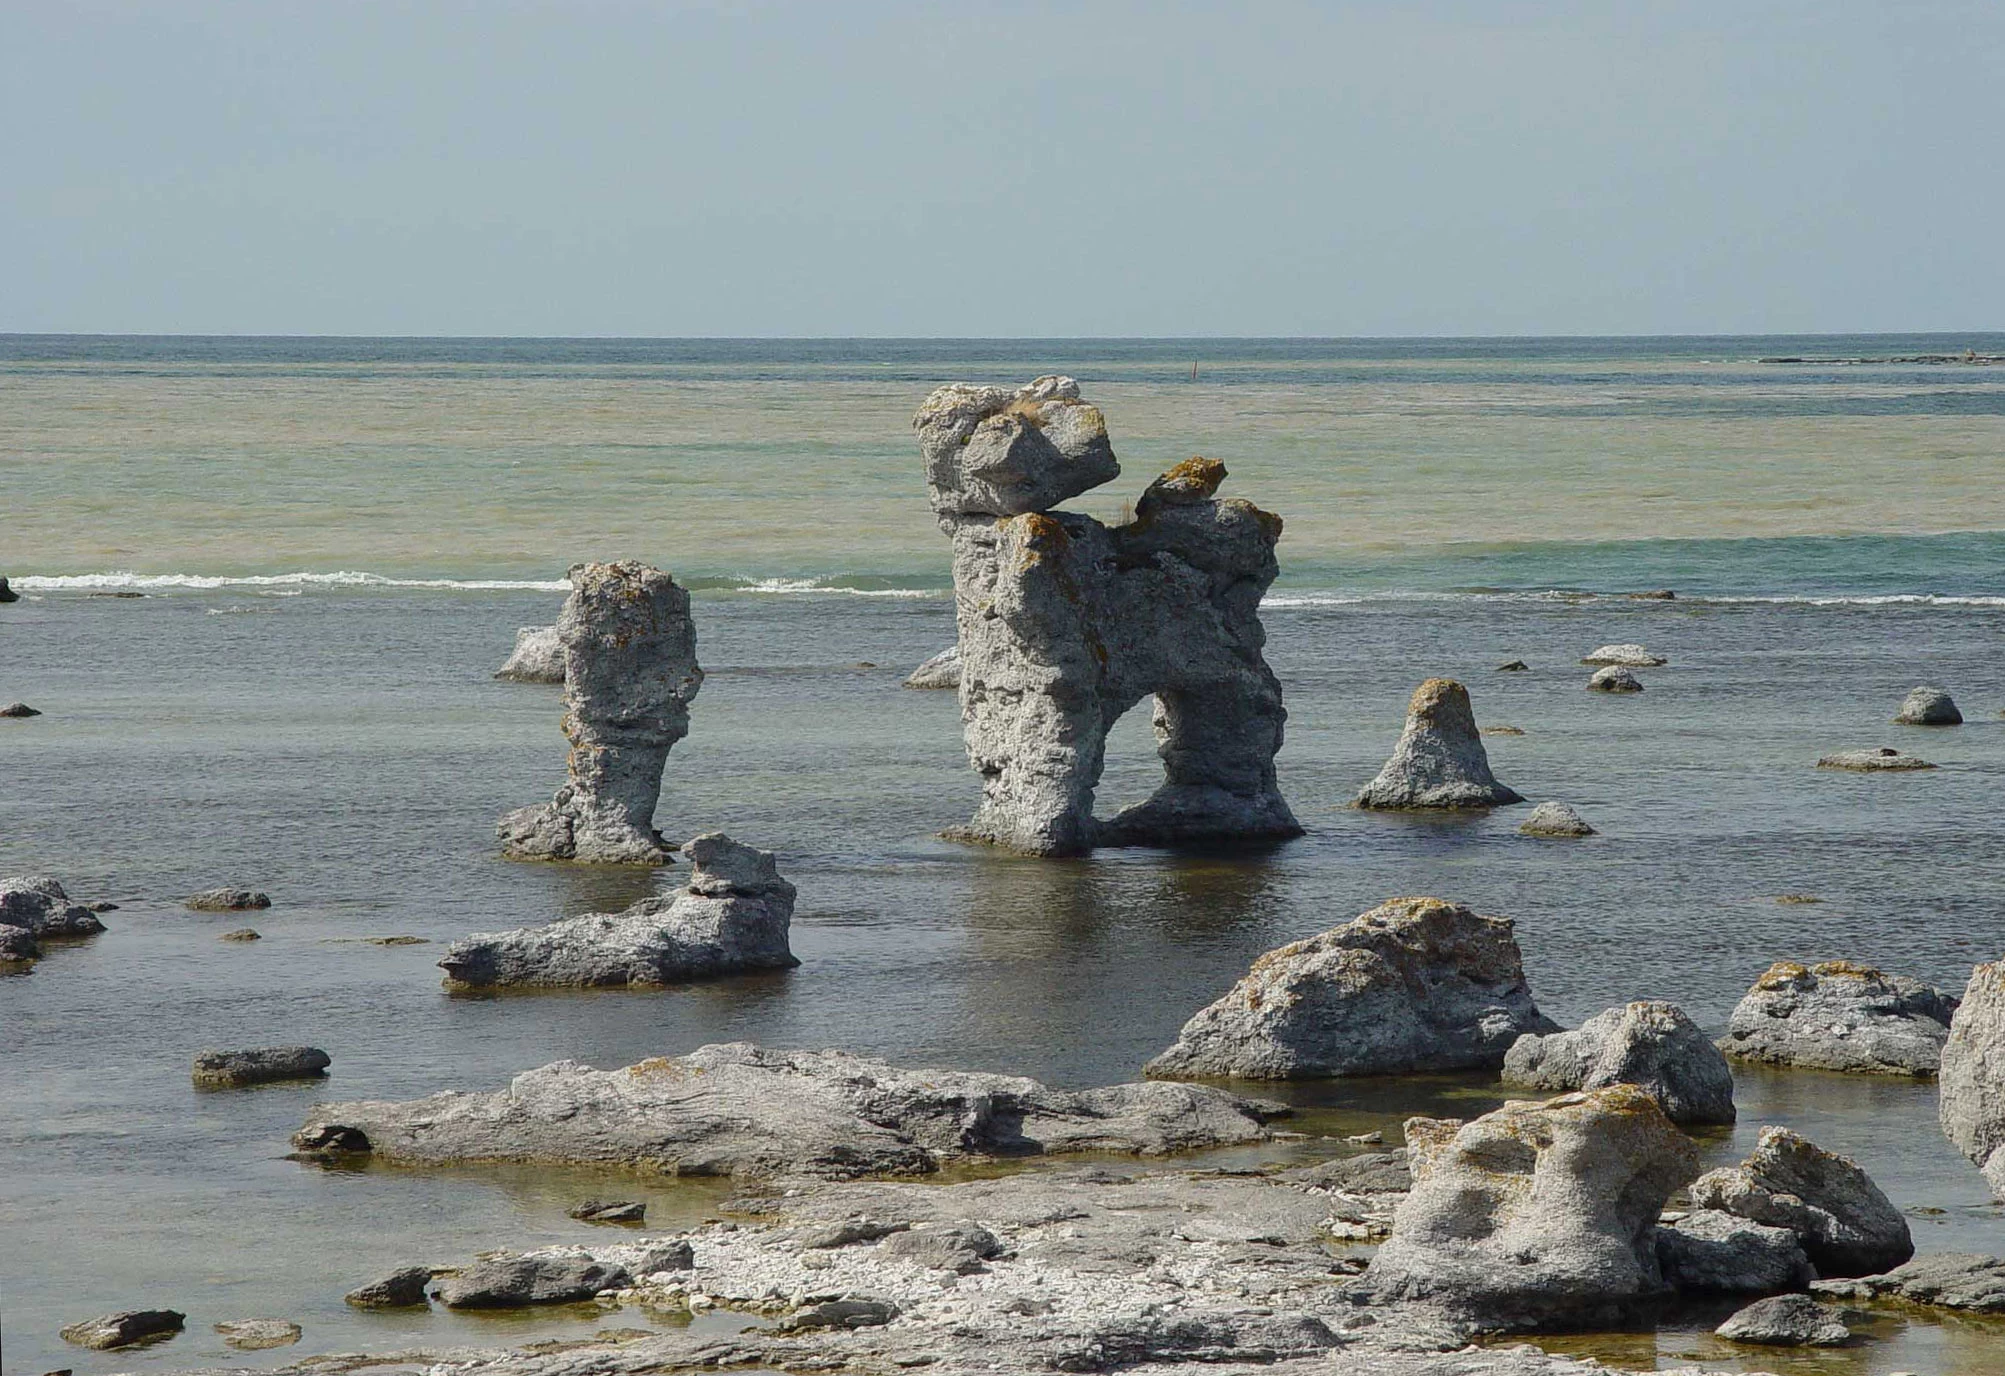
[{"x1": 4, "y1": 329, "x2": 2003, "y2": 344}]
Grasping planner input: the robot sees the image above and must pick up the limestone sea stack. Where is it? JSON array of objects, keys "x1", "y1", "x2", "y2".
[
  {"x1": 1941, "y1": 958, "x2": 2005, "y2": 1197},
  {"x1": 1721, "y1": 960, "x2": 1956, "y2": 1076},
  {"x1": 1502, "y1": 1001, "x2": 1736, "y2": 1125},
  {"x1": 1146, "y1": 896, "x2": 1557, "y2": 1079},
  {"x1": 1354, "y1": 679, "x2": 1523, "y2": 809},
  {"x1": 1895, "y1": 684, "x2": 1962, "y2": 724},
  {"x1": 497, "y1": 561, "x2": 703, "y2": 865},
  {"x1": 439, "y1": 832, "x2": 798, "y2": 989},
  {"x1": 292, "y1": 1042, "x2": 1284, "y2": 1178},
  {"x1": 902, "y1": 645, "x2": 960, "y2": 689},
  {"x1": 495, "y1": 625, "x2": 565, "y2": 683},
  {"x1": 916, "y1": 377, "x2": 1299, "y2": 855}
]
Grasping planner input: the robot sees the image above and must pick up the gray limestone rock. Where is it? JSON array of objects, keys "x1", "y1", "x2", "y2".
[
  {"x1": 431, "y1": 1255, "x2": 631, "y2": 1309},
  {"x1": 0, "y1": 876, "x2": 106, "y2": 937},
  {"x1": 343, "y1": 1266, "x2": 433, "y2": 1308},
  {"x1": 1503, "y1": 1001, "x2": 1736, "y2": 1125},
  {"x1": 1, "y1": 701, "x2": 40, "y2": 717},
  {"x1": 569, "y1": 1199, "x2": 646, "y2": 1224},
  {"x1": 1581, "y1": 643, "x2": 1666, "y2": 666},
  {"x1": 1362, "y1": 1085, "x2": 1700, "y2": 1330},
  {"x1": 918, "y1": 379, "x2": 1298, "y2": 856},
  {"x1": 1812, "y1": 1252, "x2": 2005, "y2": 1313},
  {"x1": 495, "y1": 625, "x2": 566, "y2": 683},
  {"x1": 192, "y1": 1046, "x2": 331, "y2": 1087},
  {"x1": 1895, "y1": 684, "x2": 1961, "y2": 725},
  {"x1": 1147, "y1": 896, "x2": 1558, "y2": 1079},
  {"x1": 1354, "y1": 679, "x2": 1523, "y2": 810},
  {"x1": 1817, "y1": 746, "x2": 1935, "y2": 770},
  {"x1": 439, "y1": 832, "x2": 796, "y2": 988},
  {"x1": 902, "y1": 644, "x2": 960, "y2": 689},
  {"x1": 1587, "y1": 665, "x2": 1644, "y2": 693},
  {"x1": 497, "y1": 561, "x2": 703, "y2": 865},
  {"x1": 0, "y1": 925, "x2": 38, "y2": 961},
  {"x1": 1690, "y1": 1125, "x2": 1912, "y2": 1276},
  {"x1": 214, "y1": 1319, "x2": 302, "y2": 1350},
  {"x1": 186, "y1": 888, "x2": 270, "y2": 911},
  {"x1": 877, "y1": 1221, "x2": 1004, "y2": 1272},
  {"x1": 1655, "y1": 1209, "x2": 1815, "y2": 1293},
  {"x1": 1714, "y1": 1293, "x2": 1850, "y2": 1346},
  {"x1": 1519, "y1": 801, "x2": 1595, "y2": 837},
  {"x1": 59, "y1": 1310, "x2": 185, "y2": 1349},
  {"x1": 1941, "y1": 957, "x2": 2005, "y2": 1197},
  {"x1": 218, "y1": 928, "x2": 262, "y2": 942},
  {"x1": 1721, "y1": 960, "x2": 1956, "y2": 1076},
  {"x1": 292, "y1": 1041, "x2": 1283, "y2": 1178}
]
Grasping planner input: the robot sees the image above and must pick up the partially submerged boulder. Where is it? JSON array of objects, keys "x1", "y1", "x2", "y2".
[
  {"x1": 1654, "y1": 1209, "x2": 1814, "y2": 1294},
  {"x1": 1519, "y1": 802, "x2": 1594, "y2": 837},
  {"x1": 498, "y1": 561, "x2": 704, "y2": 865},
  {"x1": 902, "y1": 645, "x2": 960, "y2": 689},
  {"x1": 186, "y1": 887, "x2": 270, "y2": 911},
  {"x1": 344, "y1": 1266, "x2": 434, "y2": 1308},
  {"x1": 1895, "y1": 684, "x2": 1961, "y2": 725},
  {"x1": 440, "y1": 833, "x2": 797, "y2": 989},
  {"x1": 495, "y1": 625, "x2": 566, "y2": 683},
  {"x1": 1586, "y1": 666, "x2": 1644, "y2": 693},
  {"x1": 432, "y1": 1254, "x2": 631, "y2": 1309},
  {"x1": 1817, "y1": 747, "x2": 1934, "y2": 771},
  {"x1": 215, "y1": 1318, "x2": 303, "y2": 1350},
  {"x1": 570, "y1": 1198, "x2": 646, "y2": 1224},
  {"x1": 192, "y1": 1046, "x2": 331, "y2": 1087},
  {"x1": 1581, "y1": 644, "x2": 1666, "y2": 666},
  {"x1": 0, "y1": 701, "x2": 40, "y2": 717},
  {"x1": 1721, "y1": 960, "x2": 1956, "y2": 1076},
  {"x1": 1354, "y1": 679, "x2": 1523, "y2": 810},
  {"x1": 1361, "y1": 1085, "x2": 1699, "y2": 1329},
  {"x1": 0, "y1": 875, "x2": 106, "y2": 937},
  {"x1": 292, "y1": 1042, "x2": 1283, "y2": 1178},
  {"x1": 60, "y1": 1310, "x2": 186, "y2": 1349},
  {"x1": 1502, "y1": 1001, "x2": 1736, "y2": 1125},
  {"x1": 1941, "y1": 958, "x2": 2005, "y2": 1198},
  {"x1": 1690, "y1": 1125, "x2": 1912, "y2": 1277},
  {"x1": 1146, "y1": 896, "x2": 1557, "y2": 1079},
  {"x1": 1714, "y1": 1293, "x2": 1850, "y2": 1346},
  {"x1": 0, "y1": 924, "x2": 37, "y2": 962}
]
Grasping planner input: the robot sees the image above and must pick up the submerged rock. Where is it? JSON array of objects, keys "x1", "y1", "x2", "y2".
[
  {"x1": 1586, "y1": 665, "x2": 1644, "y2": 693},
  {"x1": 1520, "y1": 801, "x2": 1594, "y2": 837},
  {"x1": 902, "y1": 645, "x2": 960, "y2": 689},
  {"x1": 1354, "y1": 679, "x2": 1523, "y2": 810},
  {"x1": 1502, "y1": 1001, "x2": 1736, "y2": 1125},
  {"x1": 432, "y1": 1254, "x2": 631, "y2": 1309},
  {"x1": 59, "y1": 1310, "x2": 185, "y2": 1350},
  {"x1": 440, "y1": 832, "x2": 797, "y2": 989},
  {"x1": 1146, "y1": 896, "x2": 1557, "y2": 1079},
  {"x1": 1362, "y1": 1085, "x2": 1699, "y2": 1330},
  {"x1": 1495, "y1": 659, "x2": 1529, "y2": 671},
  {"x1": 497, "y1": 561, "x2": 703, "y2": 865},
  {"x1": 1581, "y1": 643, "x2": 1666, "y2": 666},
  {"x1": 1655, "y1": 1209, "x2": 1814, "y2": 1294},
  {"x1": 186, "y1": 888, "x2": 269, "y2": 911},
  {"x1": 1714, "y1": 1293, "x2": 1850, "y2": 1346},
  {"x1": 1895, "y1": 684, "x2": 1961, "y2": 725},
  {"x1": 292, "y1": 1041, "x2": 1283, "y2": 1178},
  {"x1": 1941, "y1": 958, "x2": 2005, "y2": 1198},
  {"x1": 1, "y1": 701, "x2": 41, "y2": 717},
  {"x1": 1721, "y1": 960, "x2": 1956, "y2": 1076},
  {"x1": 192, "y1": 1046, "x2": 331, "y2": 1087},
  {"x1": 918, "y1": 379, "x2": 1299, "y2": 855},
  {"x1": 570, "y1": 1198, "x2": 646, "y2": 1224},
  {"x1": 1813, "y1": 1252, "x2": 2005, "y2": 1313},
  {"x1": 0, "y1": 876, "x2": 106, "y2": 937},
  {"x1": 1690, "y1": 1125, "x2": 1912, "y2": 1277},
  {"x1": 214, "y1": 1319, "x2": 302, "y2": 1350},
  {"x1": 343, "y1": 1267, "x2": 434, "y2": 1308},
  {"x1": 1817, "y1": 746, "x2": 1935, "y2": 771},
  {"x1": 0, "y1": 924, "x2": 37, "y2": 962},
  {"x1": 218, "y1": 927, "x2": 262, "y2": 942},
  {"x1": 495, "y1": 625, "x2": 566, "y2": 683}
]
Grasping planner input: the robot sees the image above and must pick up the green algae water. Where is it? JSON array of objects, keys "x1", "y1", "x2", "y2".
[{"x1": 3, "y1": 336, "x2": 2005, "y2": 1375}]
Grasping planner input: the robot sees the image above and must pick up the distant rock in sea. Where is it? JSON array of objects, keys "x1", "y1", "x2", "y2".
[
  {"x1": 1520, "y1": 801, "x2": 1595, "y2": 837},
  {"x1": 495, "y1": 625, "x2": 565, "y2": 683},
  {"x1": 1354, "y1": 678, "x2": 1523, "y2": 809},
  {"x1": 1895, "y1": 685, "x2": 1961, "y2": 725},
  {"x1": 902, "y1": 644, "x2": 960, "y2": 690},
  {"x1": 192, "y1": 1046, "x2": 331, "y2": 1087},
  {"x1": 1581, "y1": 643, "x2": 1666, "y2": 666},
  {"x1": 1, "y1": 701, "x2": 40, "y2": 717},
  {"x1": 0, "y1": 575, "x2": 17, "y2": 603},
  {"x1": 1817, "y1": 747, "x2": 1934, "y2": 771},
  {"x1": 1587, "y1": 665, "x2": 1644, "y2": 693},
  {"x1": 186, "y1": 888, "x2": 270, "y2": 911}
]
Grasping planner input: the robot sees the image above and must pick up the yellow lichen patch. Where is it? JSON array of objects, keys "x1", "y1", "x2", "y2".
[
  {"x1": 1251, "y1": 505, "x2": 1284, "y2": 540},
  {"x1": 1754, "y1": 961, "x2": 1812, "y2": 991},
  {"x1": 627, "y1": 1057, "x2": 693, "y2": 1081},
  {"x1": 1812, "y1": 959, "x2": 1885, "y2": 980},
  {"x1": 1159, "y1": 456, "x2": 1228, "y2": 495},
  {"x1": 1000, "y1": 396, "x2": 1051, "y2": 429}
]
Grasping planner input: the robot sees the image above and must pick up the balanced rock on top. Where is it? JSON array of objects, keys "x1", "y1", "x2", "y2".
[{"x1": 1354, "y1": 679, "x2": 1523, "y2": 809}]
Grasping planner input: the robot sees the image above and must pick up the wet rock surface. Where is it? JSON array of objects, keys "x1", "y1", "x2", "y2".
[
  {"x1": 1354, "y1": 679, "x2": 1523, "y2": 810},
  {"x1": 1814, "y1": 1252, "x2": 2005, "y2": 1312},
  {"x1": 1721, "y1": 960, "x2": 1956, "y2": 1076},
  {"x1": 343, "y1": 1267, "x2": 434, "y2": 1309},
  {"x1": 497, "y1": 561, "x2": 703, "y2": 865},
  {"x1": 1, "y1": 923, "x2": 40, "y2": 961},
  {"x1": 1502, "y1": 1001, "x2": 1736, "y2": 1125},
  {"x1": 569, "y1": 1199, "x2": 646, "y2": 1224},
  {"x1": 186, "y1": 888, "x2": 270, "y2": 911},
  {"x1": 192, "y1": 1046, "x2": 331, "y2": 1087},
  {"x1": 1, "y1": 700, "x2": 41, "y2": 717},
  {"x1": 494, "y1": 626, "x2": 565, "y2": 683},
  {"x1": 902, "y1": 644, "x2": 960, "y2": 689},
  {"x1": 0, "y1": 875, "x2": 107, "y2": 937},
  {"x1": 1580, "y1": 643, "x2": 1666, "y2": 666},
  {"x1": 439, "y1": 833, "x2": 797, "y2": 989},
  {"x1": 60, "y1": 1310, "x2": 185, "y2": 1350},
  {"x1": 1714, "y1": 1292, "x2": 1850, "y2": 1346},
  {"x1": 1148, "y1": 896, "x2": 1557, "y2": 1079},
  {"x1": 1690, "y1": 1125, "x2": 1913, "y2": 1277},
  {"x1": 432, "y1": 1255, "x2": 633, "y2": 1309},
  {"x1": 918, "y1": 378, "x2": 1299, "y2": 855},
  {"x1": 1654, "y1": 1209, "x2": 1814, "y2": 1294},
  {"x1": 1519, "y1": 802, "x2": 1594, "y2": 836},
  {"x1": 1894, "y1": 684, "x2": 1961, "y2": 724},
  {"x1": 1941, "y1": 957, "x2": 2005, "y2": 1197},
  {"x1": 215, "y1": 1319, "x2": 303, "y2": 1350},
  {"x1": 1817, "y1": 746, "x2": 1935, "y2": 770},
  {"x1": 1586, "y1": 665, "x2": 1644, "y2": 693},
  {"x1": 293, "y1": 1041, "x2": 1283, "y2": 1177}
]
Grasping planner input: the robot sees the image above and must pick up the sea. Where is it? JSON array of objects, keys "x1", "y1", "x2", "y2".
[{"x1": 3, "y1": 335, "x2": 2004, "y2": 1375}]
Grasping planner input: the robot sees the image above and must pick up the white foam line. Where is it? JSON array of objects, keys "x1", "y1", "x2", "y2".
[{"x1": 18, "y1": 571, "x2": 573, "y2": 591}]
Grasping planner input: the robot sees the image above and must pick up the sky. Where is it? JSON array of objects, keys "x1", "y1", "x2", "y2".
[{"x1": 3, "y1": 0, "x2": 2001, "y2": 337}]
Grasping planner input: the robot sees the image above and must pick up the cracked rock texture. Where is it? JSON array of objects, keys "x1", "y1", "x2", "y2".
[
  {"x1": 1721, "y1": 960, "x2": 1956, "y2": 1076},
  {"x1": 495, "y1": 626, "x2": 566, "y2": 683},
  {"x1": 1147, "y1": 897, "x2": 1558, "y2": 1079},
  {"x1": 1502, "y1": 1001, "x2": 1736, "y2": 1125},
  {"x1": 1689, "y1": 1125, "x2": 1912, "y2": 1277},
  {"x1": 497, "y1": 561, "x2": 703, "y2": 865},
  {"x1": 292, "y1": 1042, "x2": 1284, "y2": 1178},
  {"x1": 1941, "y1": 958, "x2": 2005, "y2": 1197},
  {"x1": 1354, "y1": 680, "x2": 1522, "y2": 810},
  {"x1": 917, "y1": 377, "x2": 1299, "y2": 856},
  {"x1": 0, "y1": 875, "x2": 106, "y2": 937},
  {"x1": 1894, "y1": 684, "x2": 1961, "y2": 724},
  {"x1": 439, "y1": 833, "x2": 797, "y2": 989}
]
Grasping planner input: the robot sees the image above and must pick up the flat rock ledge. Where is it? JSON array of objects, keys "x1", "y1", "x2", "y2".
[
  {"x1": 1354, "y1": 679, "x2": 1523, "y2": 810},
  {"x1": 1814, "y1": 1252, "x2": 2005, "y2": 1313},
  {"x1": 1894, "y1": 684, "x2": 1961, "y2": 725},
  {"x1": 193, "y1": 1046, "x2": 331, "y2": 1088},
  {"x1": 439, "y1": 833, "x2": 797, "y2": 989},
  {"x1": 1580, "y1": 643, "x2": 1666, "y2": 666},
  {"x1": 1519, "y1": 802, "x2": 1594, "y2": 837},
  {"x1": 1720, "y1": 959, "x2": 1956, "y2": 1076},
  {"x1": 1147, "y1": 896, "x2": 1557, "y2": 1079},
  {"x1": 1502, "y1": 1001, "x2": 1736, "y2": 1125},
  {"x1": 1817, "y1": 747, "x2": 1935, "y2": 771},
  {"x1": 187, "y1": 887, "x2": 271, "y2": 911},
  {"x1": 902, "y1": 644, "x2": 960, "y2": 689},
  {"x1": 291, "y1": 1042, "x2": 1286, "y2": 1178},
  {"x1": 495, "y1": 626, "x2": 565, "y2": 683},
  {"x1": 61, "y1": 1309, "x2": 186, "y2": 1350}
]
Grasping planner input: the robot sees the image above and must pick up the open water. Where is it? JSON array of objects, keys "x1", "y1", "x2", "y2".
[{"x1": 3, "y1": 336, "x2": 2004, "y2": 1375}]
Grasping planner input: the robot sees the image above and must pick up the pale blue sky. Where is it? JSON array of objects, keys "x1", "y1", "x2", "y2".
[{"x1": 4, "y1": 1, "x2": 2000, "y2": 336}]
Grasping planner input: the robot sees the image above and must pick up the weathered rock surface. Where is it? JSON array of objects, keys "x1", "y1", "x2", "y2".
[
  {"x1": 902, "y1": 645, "x2": 960, "y2": 689},
  {"x1": 215, "y1": 1319, "x2": 303, "y2": 1350},
  {"x1": 1519, "y1": 802, "x2": 1594, "y2": 837},
  {"x1": 1148, "y1": 897, "x2": 1557, "y2": 1079},
  {"x1": 918, "y1": 378, "x2": 1299, "y2": 855},
  {"x1": 219, "y1": 927, "x2": 262, "y2": 942},
  {"x1": 0, "y1": 924, "x2": 39, "y2": 961},
  {"x1": 1714, "y1": 1293, "x2": 1850, "y2": 1346},
  {"x1": 1581, "y1": 644, "x2": 1666, "y2": 666},
  {"x1": 186, "y1": 888, "x2": 270, "y2": 911},
  {"x1": 495, "y1": 626, "x2": 566, "y2": 683},
  {"x1": 60, "y1": 1310, "x2": 185, "y2": 1349},
  {"x1": 1690, "y1": 1126, "x2": 1912, "y2": 1276},
  {"x1": 432, "y1": 1255, "x2": 632, "y2": 1309},
  {"x1": 1813, "y1": 1252, "x2": 2005, "y2": 1312},
  {"x1": 1817, "y1": 746, "x2": 1934, "y2": 770},
  {"x1": 1654, "y1": 1209, "x2": 1815, "y2": 1294},
  {"x1": 1721, "y1": 960, "x2": 1956, "y2": 1076},
  {"x1": 193, "y1": 1046, "x2": 331, "y2": 1087},
  {"x1": 343, "y1": 1267, "x2": 434, "y2": 1308},
  {"x1": 1502, "y1": 1001, "x2": 1736, "y2": 1125},
  {"x1": 1895, "y1": 684, "x2": 1961, "y2": 724},
  {"x1": 292, "y1": 1042, "x2": 1283, "y2": 1178},
  {"x1": 0, "y1": 875, "x2": 107, "y2": 936},
  {"x1": 1941, "y1": 958, "x2": 2005, "y2": 1197},
  {"x1": 497, "y1": 561, "x2": 703, "y2": 865},
  {"x1": 1354, "y1": 679, "x2": 1523, "y2": 810},
  {"x1": 1586, "y1": 665, "x2": 1644, "y2": 693},
  {"x1": 1362, "y1": 1085, "x2": 1700, "y2": 1329},
  {"x1": 1, "y1": 701, "x2": 41, "y2": 717},
  {"x1": 569, "y1": 1199, "x2": 646, "y2": 1223},
  {"x1": 440, "y1": 833, "x2": 797, "y2": 989}
]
